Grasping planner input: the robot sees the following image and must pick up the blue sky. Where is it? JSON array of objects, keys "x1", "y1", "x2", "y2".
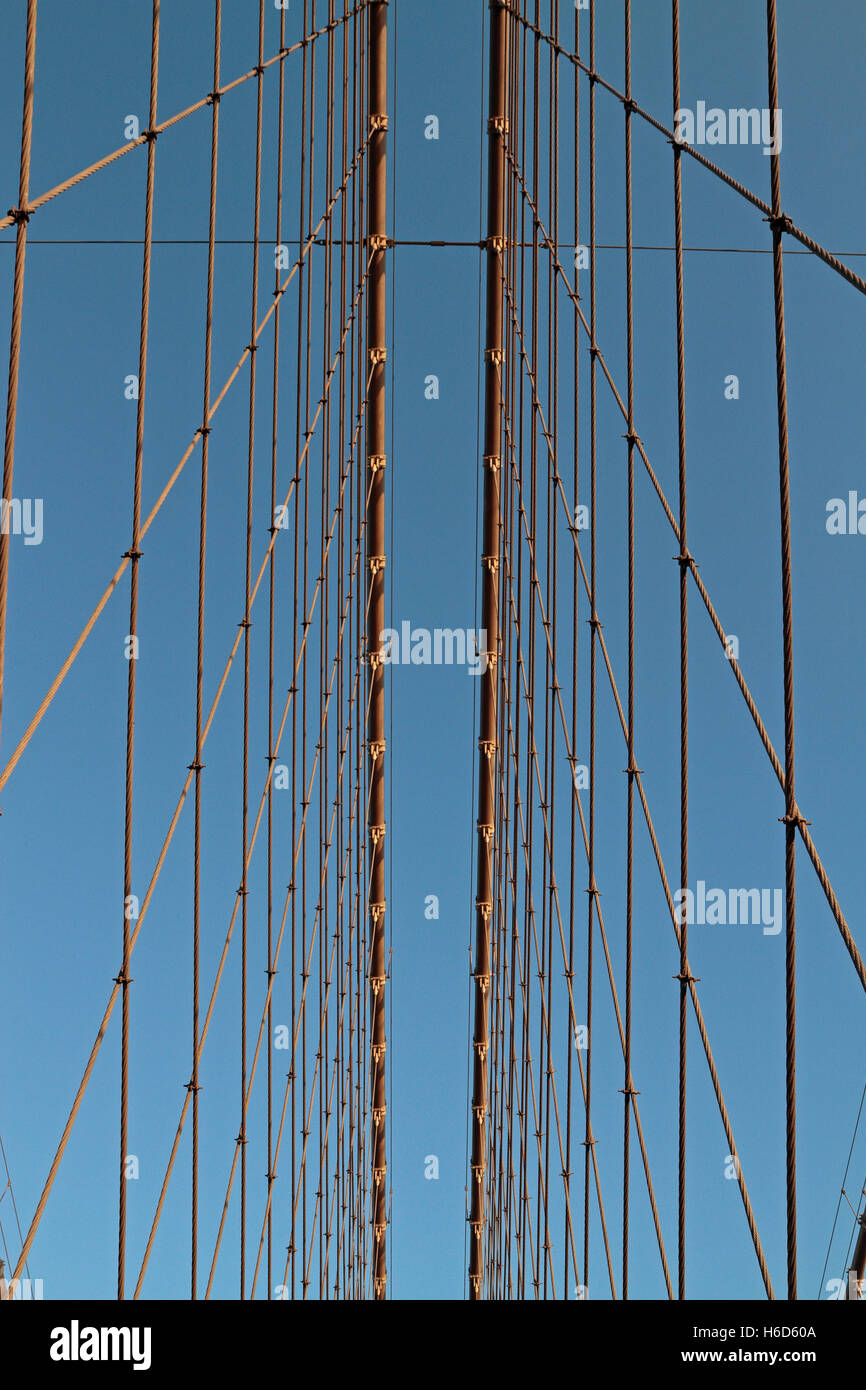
[{"x1": 0, "y1": 0, "x2": 864, "y2": 1301}]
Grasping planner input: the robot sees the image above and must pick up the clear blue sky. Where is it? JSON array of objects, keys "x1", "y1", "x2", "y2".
[{"x1": 0, "y1": 0, "x2": 864, "y2": 1301}]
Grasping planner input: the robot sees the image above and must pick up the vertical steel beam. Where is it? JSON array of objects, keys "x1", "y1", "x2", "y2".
[
  {"x1": 366, "y1": 0, "x2": 389, "y2": 1303},
  {"x1": 469, "y1": 0, "x2": 508, "y2": 1303}
]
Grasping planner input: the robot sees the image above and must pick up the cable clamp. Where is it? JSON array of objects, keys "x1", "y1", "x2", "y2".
[
  {"x1": 368, "y1": 233, "x2": 390, "y2": 253},
  {"x1": 475, "y1": 898, "x2": 493, "y2": 922},
  {"x1": 765, "y1": 212, "x2": 794, "y2": 236},
  {"x1": 368, "y1": 453, "x2": 387, "y2": 472},
  {"x1": 587, "y1": 616, "x2": 603, "y2": 633},
  {"x1": 673, "y1": 550, "x2": 697, "y2": 571},
  {"x1": 369, "y1": 113, "x2": 389, "y2": 134},
  {"x1": 470, "y1": 1162, "x2": 486, "y2": 1182},
  {"x1": 372, "y1": 1042, "x2": 387, "y2": 1064},
  {"x1": 368, "y1": 553, "x2": 387, "y2": 574},
  {"x1": 206, "y1": 90, "x2": 222, "y2": 106},
  {"x1": 487, "y1": 115, "x2": 509, "y2": 136},
  {"x1": 481, "y1": 553, "x2": 500, "y2": 573},
  {"x1": 622, "y1": 430, "x2": 641, "y2": 447},
  {"x1": 372, "y1": 1105, "x2": 387, "y2": 1127},
  {"x1": 622, "y1": 761, "x2": 643, "y2": 778},
  {"x1": 8, "y1": 206, "x2": 31, "y2": 225},
  {"x1": 373, "y1": 1165, "x2": 387, "y2": 1187},
  {"x1": 370, "y1": 902, "x2": 387, "y2": 927},
  {"x1": 477, "y1": 822, "x2": 495, "y2": 843},
  {"x1": 368, "y1": 738, "x2": 387, "y2": 762},
  {"x1": 478, "y1": 738, "x2": 498, "y2": 759},
  {"x1": 484, "y1": 347, "x2": 505, "y2": 365},
  {"x1": 618, "y1": 1084, "x2": 641, "y2": 1098},
  {"x1": 370, "y1": 822, "x2": 387, "y2": 846},
  {"x1": 187, "y1": 760, "x2": 205, "y2": 772},
  {"x1": 369, "y1": 346, "x2": 387, "y2": 365},
  {"x1": 674, "y1": 970, "x2": 701, "y2": 984},
  {"x1": 623, "y1": 97, "x2": 638, "y2": 116},
  {"x1": 123, "y1": 547, "x2": 143, "y2": 561},
  {"x1": 473, "y1": 971, "x2": 492, "y2": 994},
  {"x1": 483, "y1": 453, "x2": 502, "y2": 473},
  {"x1": 780, "y1": 810, "x2": 811, "y2": 829},
  {"x1": 199, "y1": 425, "x2": 212, "y2": 438},
  {"x1": 486, "y1": 234, "x2": 507, "y2": 253}
]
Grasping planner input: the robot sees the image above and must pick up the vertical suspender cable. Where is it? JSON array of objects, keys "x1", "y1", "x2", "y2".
[
  {"x1": 192, "y1": 0, "x2": 222, "y2": 1302},
  {"x1": 0, "y1": 0, "x2": 38, "y2": 752},
  {"x1": 766, "y1": 0, "x2": 798, "y2": 1302},
  {"x1": 119, "y1": 0, "x2": 160, "y2": 1302},
  {"x1": 671, "y1": 0, "x2": 690, "y2": 1304}
]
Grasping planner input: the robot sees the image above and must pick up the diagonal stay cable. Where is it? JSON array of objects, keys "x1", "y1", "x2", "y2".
[
  {"x1": 0, "y1": 147, "x2": 370, "y2": 801},
  {"x1": 496, "y1": 0, "x2": 866, "y2": 297},
  {"x1": 504, "y1": 142, "x2": 866, "y2": 998},
  {"x1": 0, "y1": 7, "x2": 364, "y2": 236}
]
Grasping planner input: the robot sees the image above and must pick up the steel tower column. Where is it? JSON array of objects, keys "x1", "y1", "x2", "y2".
[
  {"x1": 469, "y1": 0, "x2": 508, "y2": 1302},
  {"x1": 366, "y1": 0, "x2": 389, "y2": 1303}
]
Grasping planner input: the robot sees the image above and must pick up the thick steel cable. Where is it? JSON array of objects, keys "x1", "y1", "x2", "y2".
[
  {"x1": 365, "y1": 0, "x2": 389, "y2": 1303},
  {"x1": 0, "y1": 146, "x2": 369, "y2": 801},
  {"x1": 469, "y1": 0, "x2": 508, "y2": 1303},
  {"x1": 765, "y1": 0, "x2": 798, "y2": 1302},
  {"x1": 0, "y1": 10, "x2": 363, "y2": 237},
  {"x1": 0, "y1": 0, "x2": 37, "y2": 756},
  {"x1": 671, "y1": 0, "x2": 689, "y2": 1304},
  {"x1": 496, "y1": 1, "x2": 866, "y2": 299},
  {"x1": 118, "y1": 0, "x2": 160, "y2": 1304},
  {"x1": 503, "y1": 142, "x2": 866, "y2": 997}
]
